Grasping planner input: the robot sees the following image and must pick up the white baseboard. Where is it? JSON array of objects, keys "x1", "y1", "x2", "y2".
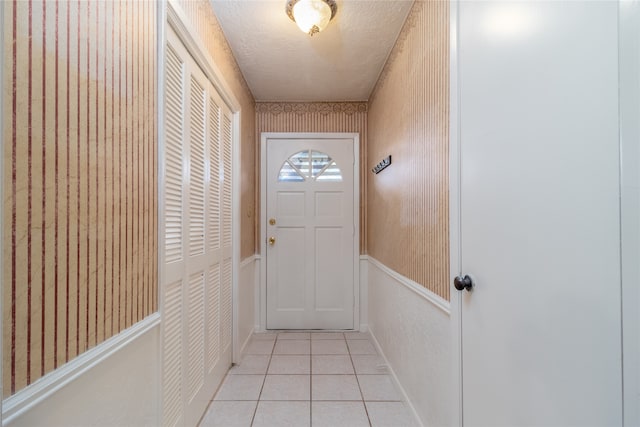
[
  {"x1": 238, "y1": 326, "x2": 254, "y2": 358},
  {"x1": 368, "y1": 330, "x2": 424, "y2": 427}
]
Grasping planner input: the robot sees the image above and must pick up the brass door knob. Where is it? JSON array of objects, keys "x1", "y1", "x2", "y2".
[{"x1": 268, "y1": 237, "x2": 276, "y2": 246}]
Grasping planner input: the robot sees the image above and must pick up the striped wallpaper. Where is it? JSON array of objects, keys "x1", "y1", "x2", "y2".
[
  {"x1": 256, "y1": 102, "x2": 368, "y2": 253},
  {"x1": 175, "y1": 0, "x2": 257, "y2": 259},
  {"x1": 2, "y1": 0, "x2": 157, "y2": 397},
  {"x1": 367, "y1": 1, "x2": 450, "y2": 299}
]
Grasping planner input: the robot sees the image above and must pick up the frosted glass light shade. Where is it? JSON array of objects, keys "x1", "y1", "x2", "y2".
[{"x1": 287, "y1": 0, "x2": 337, "y2": 36}]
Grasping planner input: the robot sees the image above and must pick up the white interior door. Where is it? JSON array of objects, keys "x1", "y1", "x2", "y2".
[
  {"x1": 457, "y1": 1, "x2": 622, "y2": 425},
  {"x1": 266, "y1": 137, "x2": 355, "y2": 330},
  {"x1": 162, "y1": 25, "x2": 233, "y2": 427}
]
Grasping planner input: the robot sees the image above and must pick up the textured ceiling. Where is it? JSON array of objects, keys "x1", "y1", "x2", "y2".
[{"x1": 210, "y1": 0, "x2": 413, "y2": 102}]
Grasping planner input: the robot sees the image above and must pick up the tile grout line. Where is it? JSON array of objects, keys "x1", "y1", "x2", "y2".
[
  {"x1": 246, "y1": 332, "x2": 380, "y2": 427},
  {"x1": 249, "y1": 338, "x2": 275, "y2": 427},
  {"x1": 347, "y1": 337, "x2": 374, "y2": 427}
]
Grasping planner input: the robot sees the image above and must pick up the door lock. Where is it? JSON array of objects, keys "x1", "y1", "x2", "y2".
[
  {"x1": 268, "y1": 236, "x2": 276, "y2": 246},
  {"x1": 454, "y1": 275, "x2": 474, "y2": 291},
  {"x1": 269, "y1": 218, "x2": 276, "y2": 226}
]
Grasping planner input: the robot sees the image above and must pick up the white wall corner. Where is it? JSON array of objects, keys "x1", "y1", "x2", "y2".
[
  {"x1": 238, "y1": 255, "x2": 258, "y2": 357},
  {"x1": 359, "y1": 255, "x2": 369, "y2": 332},
  {"x1": 254, "y1": 255, "x2": 262, "y2": 332}
]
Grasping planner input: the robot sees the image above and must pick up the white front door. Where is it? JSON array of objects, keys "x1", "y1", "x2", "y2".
[
  {"x1": 266, "y1": 137, "x2": 355, "y2": 329},
  {"x1": 456, "y1": 1, "x2": 622, "y2": 425}
]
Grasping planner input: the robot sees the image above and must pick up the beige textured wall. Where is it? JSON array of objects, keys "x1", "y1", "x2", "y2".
[
  {"x1": 177, "y1": 0, "x2": 257, "y2": 259},
  {"x1": 256, "y1": 102, "x2": 368, "y2": 253},
  {"x1": 367, "y1": 1, "x2": 450, "y2": 299},
  {"x1": 3, "y1": 0, "x2": 157, "y2": 397}
]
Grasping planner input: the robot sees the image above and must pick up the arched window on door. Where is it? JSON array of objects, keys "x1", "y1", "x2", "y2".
[{"x1": 278, "y1": 150, "x2": 343, "y2": 182}]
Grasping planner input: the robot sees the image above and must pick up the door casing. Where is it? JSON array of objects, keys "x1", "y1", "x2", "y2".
[{"x1": 259, "y1": 132, "x2": 360, "y2": 331}]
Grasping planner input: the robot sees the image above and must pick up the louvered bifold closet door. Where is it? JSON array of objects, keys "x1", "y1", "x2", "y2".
[
  {"x1": 204, "y1": 82, "x2": 230, "y2": 403},
  {"x1": 163, "y1": 26, "x2": 231, "y2": 427},
  {"x1": 162, "y1": 40, "x2": 186, "y2": 427},
  {"x1": 220, "y1": 105, "x2": 233, "y2": 353}
]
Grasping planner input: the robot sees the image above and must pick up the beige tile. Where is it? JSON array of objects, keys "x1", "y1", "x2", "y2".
[
  {"x1": 268, "y1": 355, "x2": 310, "y2": 374},
  {"x1": 229, "y1": 355, "x2": 270, "y2": 375},
  {"x1": 344, "y1": 332, "x2": 370, "y2": 340},
  {"x1": 199, "y1": 401, "x2": 257, "y2": 427},
  {"x1": 358, "y1": 375, "x2": 402, "y2": 401},
  {"x1": 347, "y1": 339, "x2": 377, "y2": 355},
  {"x1": 252, "y1": 401, "x2": 310, "y2": 427},
  {"x1": 245, "y1": 340, "x2": 275, "y2": 355},
  {"x1": 312, "y1": 401, "x2": 370, "y2": 427},
  {"x1": 252, "y1": 332, "x2": 278, "y2": 341},
  {"x1": 312, "y1": 355, "x2": 354, "y2": 374},
  {"x1": 277, "y1": 332, "x2": 311, "y2": 340},
  {"x1": 214, "y1": 375, "x2": 264, "y2": 401},
  {"x1": 260, "y1": 375, "x2": 311, "y2": 401},
  {"x1": 273, "y1": 339, "x2": 310, "y2": 355},
  {"x1": 366, "y1": 402, "x2": 419, "y2": 427},
  {"x1": 351, "y1": 355, "x2": 388, "y2": 374},
  {"x1": 311, "y1": 332, "x2": 345, "y2": 340},
  {"x1": 311, "y1": 339, "x2": 349, "y2": 355},
  {"x1": 312, "y1": 375, "x2": 361, "y2": 401}
]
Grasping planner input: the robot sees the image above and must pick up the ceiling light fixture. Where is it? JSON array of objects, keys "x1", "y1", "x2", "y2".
[{"x1": 286, "y1": 0, "x2": 337, "y2": 36}]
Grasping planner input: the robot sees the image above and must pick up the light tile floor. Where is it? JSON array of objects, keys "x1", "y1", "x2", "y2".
[{"x1": 199, "y1": 331, "x2": 419, "y2": 427}]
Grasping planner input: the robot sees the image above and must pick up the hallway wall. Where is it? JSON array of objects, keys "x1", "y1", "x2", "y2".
[
  {"x1": 367, "y1": 0, "x2": 450, "y2": 300},
  {"x1": 178, "y1": 0, "x2": 257, "y2": 260},
  {"x1": 365, "y1": 2, "x2": 452, "y2": 425},
  {"x1": 2, "y1": 0, "x2": 157, "y2": 398},
  {"x1": 2, "y1": 1, "x2": 258, "y2": 421},
  {"x1": 256, "y1": 102, "x2": 368, "y2": 253}
]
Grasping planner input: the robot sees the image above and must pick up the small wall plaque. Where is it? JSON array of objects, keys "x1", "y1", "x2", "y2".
[{"x1": 372, "y1": 155, "x2": 392, "y2": 174}]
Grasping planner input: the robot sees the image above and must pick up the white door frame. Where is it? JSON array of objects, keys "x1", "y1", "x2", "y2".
[
  {"x1": 620, "y1": 2, "x2": 640, "y2": 425},
  {"x1": 159, "y1": 0, "x2": 243, "y2": 377},
  {"x1": 0, "y1": 0, "x2": 5, "y2": 420},
  {"x1": 448, "y1": 1, "x2": 462, "y2": 426},
  {"x1": 259, "y1": 132, "x2": 360, "y2": 331}
]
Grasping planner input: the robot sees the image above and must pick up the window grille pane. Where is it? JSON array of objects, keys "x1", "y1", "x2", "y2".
[
  {"x1": 289, "y1": 150, "x2": 310, "y2": 177},
  {"x1": 311, "y1": 151, "x2": 332, "y2": 177},
  {"x1": 316, "y1": 161, "x2": 343, "y2": 182},
  {"x1": 278, "y1": 161, "x2": 305, "y2": 182}
]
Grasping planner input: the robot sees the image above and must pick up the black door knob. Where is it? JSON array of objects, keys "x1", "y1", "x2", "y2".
[{"x1": 454, "y1": 275, "x2": 473, "y2": 291}]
